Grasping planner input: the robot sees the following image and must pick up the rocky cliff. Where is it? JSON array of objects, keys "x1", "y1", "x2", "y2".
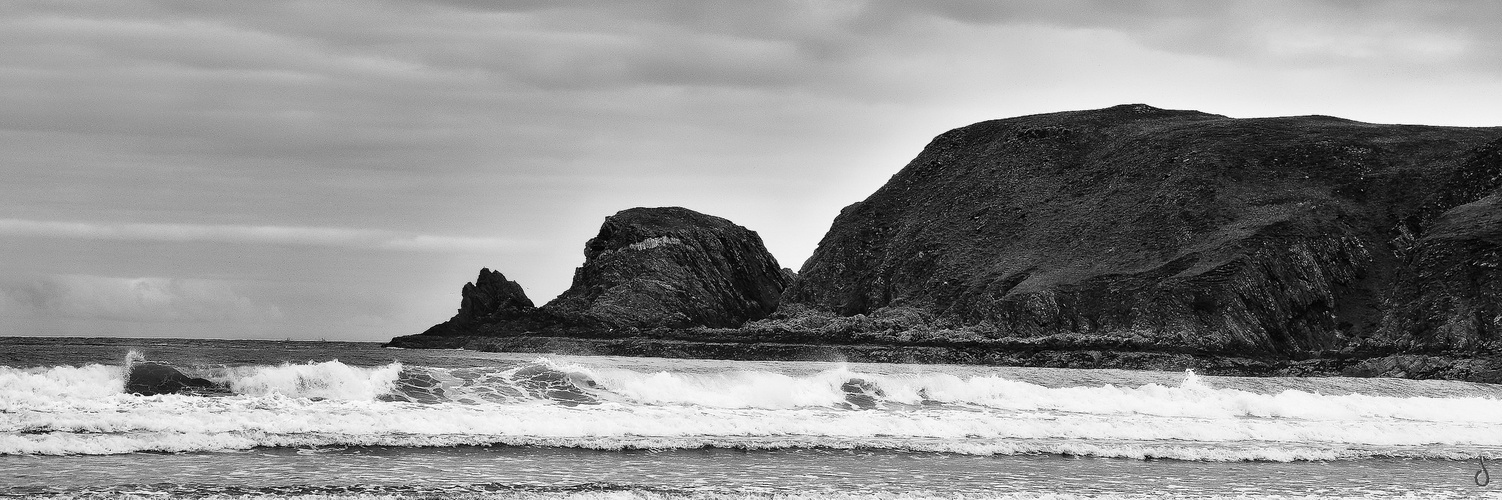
[
  {"x1": 1375, "y1": 139, "x2": 1502, "y2": 351},
  {"x1": 783, "y1": 104, "x2": 1502, "y2": 358},
  {"x1": 396, "y1": 206, "x2": 791, "y2": 343},
  {"x1": 392, "y1": 105, "x2": 1502, "y2": 381}
]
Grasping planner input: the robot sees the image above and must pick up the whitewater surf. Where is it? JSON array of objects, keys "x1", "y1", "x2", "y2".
[{"x1": 3, "y1": 337, "x2": 1500, "y2": 498}]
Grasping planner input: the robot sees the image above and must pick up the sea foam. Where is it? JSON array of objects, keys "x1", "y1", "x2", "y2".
[
  {"x1": 214, "y1": 361, "x2": 404, "y2": 400},
  {"x1": 6, "y1": 359, "x2": 1502, "y2": 460}
]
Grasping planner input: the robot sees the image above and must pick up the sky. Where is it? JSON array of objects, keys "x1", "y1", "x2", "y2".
[{"x1": 3, "y1": 0, "x2": 1501, "y2": 341}]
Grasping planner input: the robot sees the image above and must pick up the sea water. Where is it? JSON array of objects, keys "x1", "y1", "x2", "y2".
[{"x1": 3, "y1": 337, "x2": 1502, "y2": 499}]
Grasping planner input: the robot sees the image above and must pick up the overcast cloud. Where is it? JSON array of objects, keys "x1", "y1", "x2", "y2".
[
  {"x1": 3, "y1": 0, "x2": 1500, "y2": 341},
  {"x1": 0, "y1": 219, "x2": 529, "y2": 252}
]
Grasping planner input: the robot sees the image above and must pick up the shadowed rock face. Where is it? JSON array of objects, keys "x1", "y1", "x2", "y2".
[
  {"x1": 782, "y1": 104, "x2": 1502, "y2": 356},
  {"x1": 419, "y1": 268, "x2": 550, "y2": 337},
  {"x1": 457, "y1": 268, "x2": 535, "y2": 324},
  {"x1": 1382, "y1": 191, "x2": 1502, "y2": 349},
  {"x1": 545, "y1": 207, "x2": 791, "y2": 328},
  {"x1": 1376, "y1": 138, "x2": 1502, "y2": 350}
]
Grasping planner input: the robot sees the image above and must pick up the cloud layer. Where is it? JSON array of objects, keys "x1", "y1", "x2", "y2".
[
  {"x1": 4, "y1": 0, "x2": 1500, "y2": 340},
  {"x1": 0, "y1": 219, "x2": 528, "y2": 253}
]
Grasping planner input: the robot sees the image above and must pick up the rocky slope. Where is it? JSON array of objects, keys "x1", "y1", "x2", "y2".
[
  {"x1": 1376, "y1": 140, "x2": 1502, "y2": 351},
  {"x1": 783, "y1": 104, "x2": 1502, "y2": 359},
  {"x1": 394, "y1": 206, "x2": 792, "y2": 342}
]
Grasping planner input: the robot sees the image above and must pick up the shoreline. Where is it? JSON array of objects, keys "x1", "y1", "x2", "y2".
[{"x1": 383, "y1": 333, "x2": 1502, "y2": 382}]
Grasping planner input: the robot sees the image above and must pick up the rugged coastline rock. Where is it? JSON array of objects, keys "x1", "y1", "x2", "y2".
[
  {"x1": 394, "y1": 206, "x2": 792, "y2": 343},
  {"x1": 1376, "y1": 139, "x2": 1502, "y2": 350},
  {"x1": 545, "y1": 207, "x2": 791, "y2": 329},
  {"x1": 783, "y1": 104, "x2": 1502, "y2": 359},
  {"x1": 418, "y1": 268, "x2": 549, "y2": 337},
  {"x1": 392, "y1": 105, "x2": 1502, "y2": 382}
]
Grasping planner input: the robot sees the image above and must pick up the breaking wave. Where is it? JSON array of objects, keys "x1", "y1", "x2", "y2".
[{"x1": 6, "y1": 355, "x2": 1502, "y2": 460}]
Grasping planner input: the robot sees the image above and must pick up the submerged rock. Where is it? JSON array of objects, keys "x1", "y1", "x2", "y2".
[
  {"x1": 840, "y1": 378, "x2": 885, "y2": 410},
  {"x1": 782, "y1": 104, "x2": 1502, "y2": 357},
  {"x1": 126, "y1": 363, "x2": 226, "y2": 396}
]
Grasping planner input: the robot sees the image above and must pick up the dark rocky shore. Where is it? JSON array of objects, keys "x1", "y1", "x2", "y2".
[{"x1": 389, "y1": 104, "x2": 1502, "y2": 382}]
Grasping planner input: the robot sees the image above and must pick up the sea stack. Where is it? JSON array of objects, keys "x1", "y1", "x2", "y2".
[
  {"x1": 418, "y1": 268, "x2": 547, "y2": 337},
  {"x1": 783, "y1": 104, "x2": 1502, "y2": 357},
  {"x1": 403, "y1": 206, "x2": 791, "y2": 342}
]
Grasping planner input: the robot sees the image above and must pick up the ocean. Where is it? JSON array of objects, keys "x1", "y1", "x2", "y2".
[{"x1": 3, "y1": 337, "x2": 1502, "y2": 499}]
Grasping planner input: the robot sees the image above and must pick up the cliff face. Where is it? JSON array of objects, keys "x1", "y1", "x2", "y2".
[
  {"x1": 783, "y1": 104, "x2": 1502, "y2": 356},
  {"x1": 1381, "y1": 195, "x2": 1502, "y2": 349},
  {"x1": 1374, "y1": 138, "x2": 1502, "y2": 350},
  {"x1": 394, "y1": 105, "x2": 1502, "y2": 380},
  {"x1": 545, "y1": 207, "x2": 790, "y2": 328}
]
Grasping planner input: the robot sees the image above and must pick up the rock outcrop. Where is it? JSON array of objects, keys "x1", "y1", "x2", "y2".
[
  {"x1": 419, "y1": 268, "x2": 550, "y2": 337},
  {"x1": 782, "y1": 104, "x2": 1502, "y2": 357},
  {"x1": 457, "y1": 268, "x2": 535, "y2": 323},
  {"x1": 398, "y1": 207, "x2": 791, "y2": 343},
  {"x1": 126, "y1": 363, "x2": 227, "y2": 396},
  {"x1": 545, "y1": 207, "x2": 790, "y2": 328}
]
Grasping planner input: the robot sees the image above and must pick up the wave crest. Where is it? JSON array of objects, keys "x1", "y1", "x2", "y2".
[{"x1": 213, "y1": 361, "x2": 403, "y2": 401}]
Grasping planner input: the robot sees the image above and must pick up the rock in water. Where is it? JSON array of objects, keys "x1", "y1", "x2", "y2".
[
  {"x1": 840, "y1": 378, "x2": 885, "y2": 410},
  {"x1": 126, "y1": 363, "x2": 225, "y2": 396},
  {"x1": 545, "y1": 207, "x2": 791, "y2": 328},
  {"x1": 782, "y1": 104, "x2": 1502, "y2": 356}
]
